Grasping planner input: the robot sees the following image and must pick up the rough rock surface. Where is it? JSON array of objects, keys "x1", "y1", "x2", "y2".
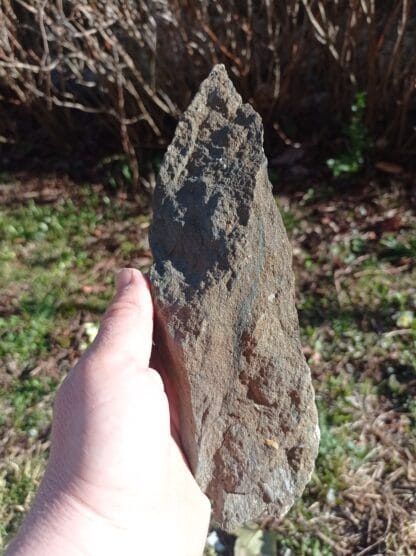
[{"x1": 149, "y1": 65, "x2": 319, "y2": 531}]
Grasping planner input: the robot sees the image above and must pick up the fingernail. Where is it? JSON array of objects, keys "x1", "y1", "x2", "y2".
[{"x1": 116, "y1": 268, "x2": 132, "y2": 292}]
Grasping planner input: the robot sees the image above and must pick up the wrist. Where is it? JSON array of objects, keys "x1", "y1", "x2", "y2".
[
  {"x1": 6, "y1": 478, "x2": 132, "y2": 556},
  {"x1": 6, "y1": 487, "x2": 82, "y2": 555}
]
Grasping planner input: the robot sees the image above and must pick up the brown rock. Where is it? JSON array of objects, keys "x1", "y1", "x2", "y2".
[{"x1": 149, "y1": 64, "x2": 319, "y2": 531}]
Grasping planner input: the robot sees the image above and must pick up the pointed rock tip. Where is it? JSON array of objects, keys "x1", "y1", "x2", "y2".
[
  {"x1": 208, "y1": 63, "x2": 230, "y2": 81},
  {"x1": 204, "y1": 64, "x2": 239, "y2": 94},
  {"x1": 187, "y1": 64, "x2": 243, "y2": 122}
]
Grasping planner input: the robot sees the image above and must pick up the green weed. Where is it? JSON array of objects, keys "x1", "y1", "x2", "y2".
[
  {"x1": 96, "y1": 154, "x2": 134, "y2": 189},
  {"x1": 274, "y1": 533, "x2": 333, "y2": 556},
  {"x1": 0, "y1": 314, "x2": 52, "y2": 364},
  {"x1": 379, "y1": 234, "x2": 416, "y2": 262},
  {"x1": 2, "y1": 376, "x2": 57, "y2": 435},
  {"x1": 327, "y1": 91, "x2": 370, "y2": 177}
]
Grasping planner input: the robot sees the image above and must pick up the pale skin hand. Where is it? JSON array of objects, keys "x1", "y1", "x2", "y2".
[{"x1": 6, "y1": 268, "x2": 211, "y2": 556}]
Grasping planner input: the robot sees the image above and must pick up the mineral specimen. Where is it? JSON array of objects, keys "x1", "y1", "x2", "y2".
[{"x1": 149, "y1": 65, "x2": 319, "y2": 531}]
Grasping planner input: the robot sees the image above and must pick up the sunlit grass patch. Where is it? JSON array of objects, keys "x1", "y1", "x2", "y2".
[
  {"x1": 2, "y1": 376, "x2": 57, "y2": 437},
  {"x1": 0, "y1": 189, "x2": 145, "y2": 370},
  {"x1": 0, "y1": 453, "x2": 46, "y2": 548},
  {"x1": 0, "y1": 376, "x2": 57, "y2": 548}
]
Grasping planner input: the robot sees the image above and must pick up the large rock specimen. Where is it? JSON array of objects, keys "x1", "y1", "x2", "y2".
[{"x1": 149, "y1": 65, "x2": 319, "y2": 531}]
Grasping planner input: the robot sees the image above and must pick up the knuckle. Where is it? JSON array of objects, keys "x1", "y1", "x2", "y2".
[{"x1": 102, "y1": 299, "x2": 141, "y2": 321}]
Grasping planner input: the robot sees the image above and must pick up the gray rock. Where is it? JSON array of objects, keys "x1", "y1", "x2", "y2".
[{"x1": 149, "y1": 64, "x2": 319, "y2": 532}]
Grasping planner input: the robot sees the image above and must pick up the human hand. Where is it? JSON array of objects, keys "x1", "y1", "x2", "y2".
[{"x1": 7, "y1": 269, "x2": 210, "y2": 556}]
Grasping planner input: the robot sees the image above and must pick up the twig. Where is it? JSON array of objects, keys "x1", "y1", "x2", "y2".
[
  {"x1": 356, "y1": 537, "x2": 383, "y2": 556},
  {"x1": 383, "y1": 329, "x2": 413, "y2": 338}
]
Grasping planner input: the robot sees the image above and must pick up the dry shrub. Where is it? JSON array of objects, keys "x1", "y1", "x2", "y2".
[{"x1": 0, "y1": 1, "x2": 415, "y2": 181}]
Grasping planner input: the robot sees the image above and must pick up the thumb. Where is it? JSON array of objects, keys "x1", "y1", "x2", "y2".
[{"x1": 88, "y1": 268, "x2": 153, "y2": 368}]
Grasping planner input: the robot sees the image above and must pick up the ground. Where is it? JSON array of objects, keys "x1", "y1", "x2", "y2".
[{"x1": 0, "y1": 174, "x2": 415, "y2": 555}]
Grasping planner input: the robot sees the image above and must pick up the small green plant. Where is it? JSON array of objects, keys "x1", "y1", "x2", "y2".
[
  {"x1": 96, "y1": 154, "x2": 134, "y2": 189},
  {"x1": 275, "y1": 533, "x2": 333, "y2": 556},
  {"x1": 379, "y1": 234, "x2": 416, "y2": 261},
  {"x1": 327, "y1": 91, "x2": 369, "y2": 177},
  {"x1": 5, "y1": 376, "x2": 57, "y2": 433}
]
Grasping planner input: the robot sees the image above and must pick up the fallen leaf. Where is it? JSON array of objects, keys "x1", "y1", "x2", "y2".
[{"x1": 375, "y1": 161, "x2": 403, "y2": 174}]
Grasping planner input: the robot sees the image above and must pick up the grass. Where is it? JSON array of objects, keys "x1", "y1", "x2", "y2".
[
  {"x1": 270, "y1": 185, "x2": 416, "y2": 555},
  {"x1": 1, "y1": 178, "x2": 416, "y2": 554}
]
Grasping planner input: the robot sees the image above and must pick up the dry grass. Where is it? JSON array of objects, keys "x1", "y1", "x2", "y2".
[
  {"x1": 0, "y1": 1, "x2": 415, "y2": 181},
  {"x1": 267, "y1": 180, "x2": 416, "y2": 555}
]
